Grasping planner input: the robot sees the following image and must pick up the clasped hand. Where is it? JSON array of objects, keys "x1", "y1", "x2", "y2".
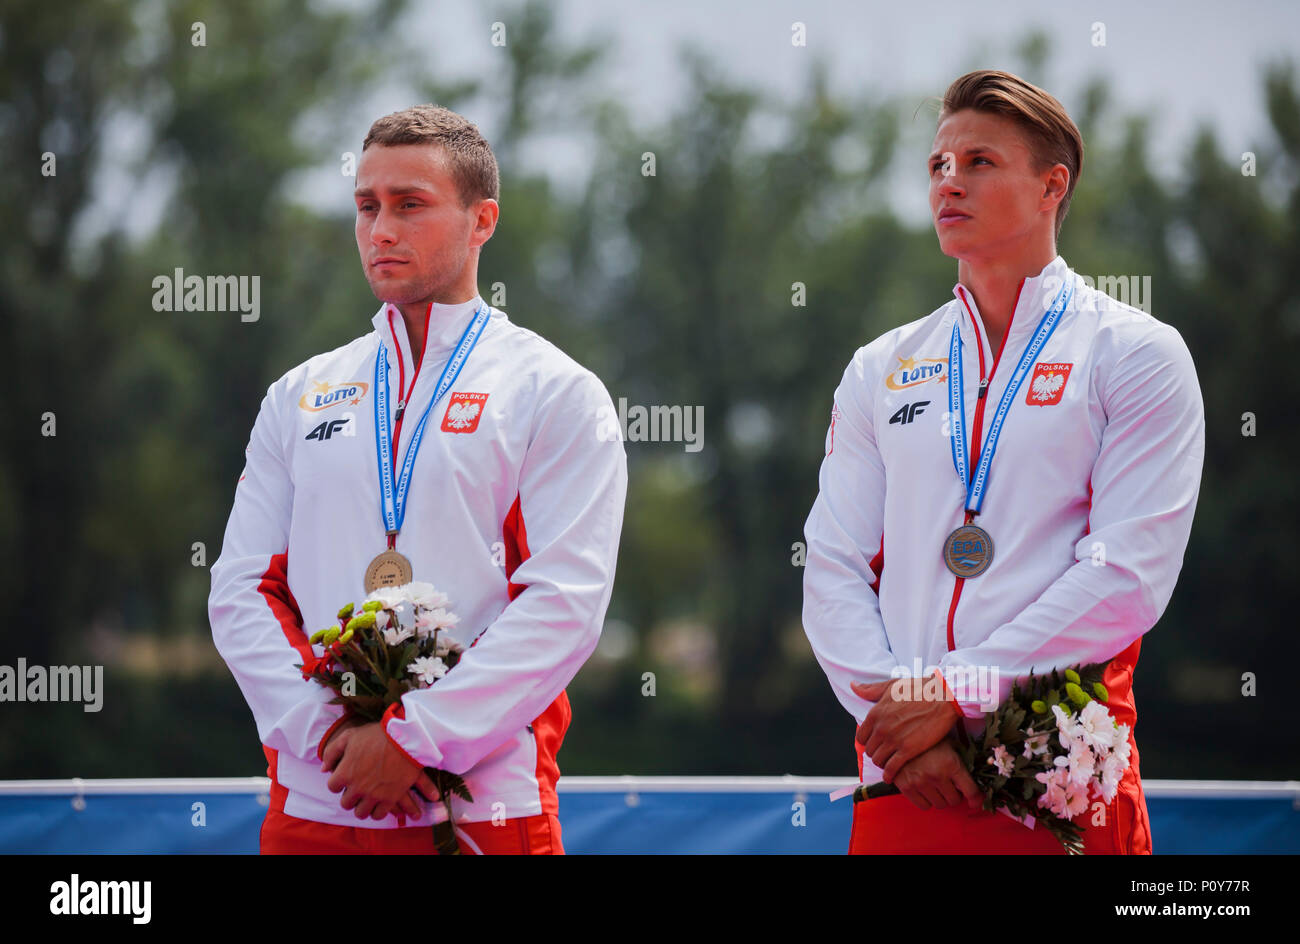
[
  {"x1": 320, "y1": 720, "x2": 441, "y2": 825},
  {"x1": 851, "y1": 677, "x2": 980, "y2": 811}
]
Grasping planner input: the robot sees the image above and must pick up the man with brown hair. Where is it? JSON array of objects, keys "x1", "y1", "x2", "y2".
[
  {"x1": 802, "y1": 71, "x2": 1204, "y2": 853},
  {"x1": 210, "y1": 105, "x2": 627, "y2": 854}
]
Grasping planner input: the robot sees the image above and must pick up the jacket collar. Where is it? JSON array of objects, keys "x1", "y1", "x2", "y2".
[
  {"x1": 368, "y1": 295, "x2": 494, "y2": 374},
  {"x1": 951, "y1": 255, "x2": 1074, "y2": 358}
]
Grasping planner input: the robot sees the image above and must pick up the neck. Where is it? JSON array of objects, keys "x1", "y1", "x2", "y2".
[
  {"x1": 395, "y1": 288, "x2": 477, "y2": 364},
  {"x1": 957, "y1": 241, "x2": 1056, "y2": 352}
]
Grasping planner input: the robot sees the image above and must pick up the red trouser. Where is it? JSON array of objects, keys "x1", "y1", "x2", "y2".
[
  {"x1": 260, "y1": 808, "x2": 565, "y2": 855},
  {"x1": 848, "y1": 763, "x2": 1152, "y2": 854}
]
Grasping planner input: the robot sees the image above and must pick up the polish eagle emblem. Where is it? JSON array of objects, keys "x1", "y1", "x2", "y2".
[
  {"x1": 445, "y1": 401, "x2": 482, "y2": 429},
  {"x1": 1030, "y1": 372, "x2": 1065, "y2": 402}
]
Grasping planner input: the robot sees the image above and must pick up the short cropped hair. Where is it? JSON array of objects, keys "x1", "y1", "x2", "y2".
[
  {"x1": 363, "y1": 104, "x2": 500, "y2": 206},
  {"x1": 938, "y1": 70, "x2": 1083, "y2": 241}
]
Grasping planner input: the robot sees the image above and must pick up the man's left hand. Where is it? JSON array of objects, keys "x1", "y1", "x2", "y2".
[
  {"x1": 322, "y1": 723, "x2": 439, "y2": 822},
  {"x1": 852, "y1": 675, "x2": 960, "y2": 784}
]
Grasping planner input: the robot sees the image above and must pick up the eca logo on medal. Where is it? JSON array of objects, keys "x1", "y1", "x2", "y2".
[{"x1": 441, "y1": 392, "x2": 488, "y2": 433}]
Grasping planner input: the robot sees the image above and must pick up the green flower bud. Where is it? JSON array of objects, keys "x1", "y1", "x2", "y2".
[
  {"x1": 1030, "y1": 700, "x2": 1047, "y2": 714},
  {"x1": 361, "y1": 600, "x2": 383, "y2": 613},
  {"x1": 322, "y1": 627, "x2": 340, "y2": 645},
  {"x1": 339, "y1": 629, "x2": 354, "y2": 645},
  {"x1": 345, "y1": 612, "x2": 376, "y2": 633},
  {"x1": 1092, "y1": 682, "x2": 1109, "y2": 702},
  {"x1": 310, "y1": 628, "x2": 328, "y2": 645},
  {"x1": 1066, "y1": 681, "x2": 1088, "y2": 707},
  {"x1": 337, "y1": 603, "x2": 355, "y2": 621},
  {"x1": 1064, "y1": 668, "x2": 1081, "y2": 685}
]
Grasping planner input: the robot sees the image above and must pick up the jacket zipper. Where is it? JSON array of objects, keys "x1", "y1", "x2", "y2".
[
  {"x1": 944, "y1": 282, "x2": 1023, "y2": 650},
  {"x1": 386, "y1": 304, "x2": 432, "y2": 546}
]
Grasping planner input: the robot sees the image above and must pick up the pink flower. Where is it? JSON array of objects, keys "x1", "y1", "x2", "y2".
[
  {"x1": 988, "y1": 744, "x2": 1015, "y2": 778},
  {"x1": 1022, "y1": 727, "x2": 1051, "y2": 759},
  {"x1": 1061, "y1": 738, "x2": 1097, "y2": 788},
  {"x1": 1063, "y1": 782, "x2": 1091, "y2": 818},
  {"x1": 1035, "y1": 768, "x2": 1070, "y2": 818}
]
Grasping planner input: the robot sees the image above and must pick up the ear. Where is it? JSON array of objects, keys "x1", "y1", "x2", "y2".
[
  {"x1": 1040, "y1": 163, "x2": 1070, "y2": 212},
  {"x1": 470, "y1": 198, "x2": 500, "y2": 249}
]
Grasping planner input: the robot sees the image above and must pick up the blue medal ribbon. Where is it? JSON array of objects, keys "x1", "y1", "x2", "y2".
[
  {"x1": 373, "y1": 303, "x2": 491, "y2": 536},
  {"x1": 948, "y1": 279, "x2": 1073, "y2": 515}
]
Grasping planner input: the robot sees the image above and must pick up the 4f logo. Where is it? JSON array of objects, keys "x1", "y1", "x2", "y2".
[
  {"x1": 306, "y1": 418, "x2": 350, "y2": 441},
  {"x1": 888, "y1": 400, "x2": 929, "y2": 425}
]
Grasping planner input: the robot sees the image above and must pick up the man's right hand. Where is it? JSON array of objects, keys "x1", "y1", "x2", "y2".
[
  {"x1": 321, "y1": 718, "x2": 437, "y2": 826},
  {"x1": 891, "y1": 739, "x2": 982, "y2": 812},
  {"x1": 322, "y1": 714, "x2": 368, "y2": 754}
]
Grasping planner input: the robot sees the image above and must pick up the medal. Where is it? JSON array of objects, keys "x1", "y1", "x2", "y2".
[
  {"x1": 943, "y1": 523, "x2": 994, "y2": 578},
  {"x1": 369, "y1": 302, "x2": 491, "y2": 591},
  {"x1": 365, "y1": 548, "x2": 414, "y2": 593},
  {"x1": 943, "y1": 277, "x2": 1073, "y2": 577}
]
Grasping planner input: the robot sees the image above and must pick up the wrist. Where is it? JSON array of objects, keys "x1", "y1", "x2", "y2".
[
  {"x1": 381, "y1": 701, "x2": 426, "y2": 772},
  {"x1": 317, "y1": 710, "x2": 357, "y2": 761},
  {"x1": 931, "y1": 669, "x2": 965, "y2": 720}
]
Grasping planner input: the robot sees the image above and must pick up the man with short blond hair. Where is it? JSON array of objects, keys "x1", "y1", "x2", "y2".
[{"x1": 802, "y1": 71, "x2": 1204, "y2": 854}]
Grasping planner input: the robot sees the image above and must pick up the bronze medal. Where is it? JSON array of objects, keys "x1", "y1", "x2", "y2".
[
  {"x1": 943, "y1": 524, "x2": 993, "y2": 578},
  {"x1": 364, "y1": 549, "x2": 413, "y2": 593}
]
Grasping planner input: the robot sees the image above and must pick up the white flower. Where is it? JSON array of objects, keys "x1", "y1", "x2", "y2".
[
  {"x1": 1111, "y1": 723, "x2": 1132, "y2": 766},
  {"x1": 1095, "y1": 752, "x2": 1125, "y2": 803},
  {"x1": 410, "y1": 583, "x2": 450, "y2": 611},
  {"x1": 988, "y1": 744, "x2": 1015, "y2": 778},
  {"x1": 374, "y1": 609, "x2": 390, "y2": 630},
  {"x1": 428, "y1": 607, "x2": 459, "y2": 630},
  {"x1": 366, "y1": 586, "x2": 408, "y2": 609},
  {"x1": 1051, "y1": 703, "x2": 1081, "y2": 742},
  {"x1": 382, "y1": 623, "x2": 414, "y2": 647},
  {"x1": 415, "y1": 607, "x2": 460, "y2": 639},
  {"x1": 408, "y1": 656, "x2": 448, "y2": 687},
  {"x1": 1075, "y1": 700, "x2": 1117, "y2": 752}
]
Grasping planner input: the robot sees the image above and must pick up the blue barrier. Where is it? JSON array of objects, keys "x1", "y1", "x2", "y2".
[{"x1": 1, "y1": 777, "x2": 1296, "y2": 853}]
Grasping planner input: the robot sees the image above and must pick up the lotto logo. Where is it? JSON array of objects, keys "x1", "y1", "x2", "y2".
[{"x1": 441, "y1": 392, "x2": 489, "y2": 433}]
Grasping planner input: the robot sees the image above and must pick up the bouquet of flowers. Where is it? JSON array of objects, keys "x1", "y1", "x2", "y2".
[
  {"x1": 299, "y1": 581, "x2": 472, "y2": 855},
  {"x1": 854, "y1": 663, "x2": 1131, "y2": 855}
]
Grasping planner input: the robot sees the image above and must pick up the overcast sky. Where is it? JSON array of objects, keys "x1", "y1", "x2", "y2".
[
  {"x1": 338, "y1": 1, "x2": 1300, "y2": 222},
  {"x1": 93, "y1": 0, "x2": 1300, "y2": 245}
]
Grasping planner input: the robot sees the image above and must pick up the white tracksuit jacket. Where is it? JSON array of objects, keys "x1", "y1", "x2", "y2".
[
  {"x1": 209, "y1": 296, "x2": 627, "y2": 827},
  {"x1": 802, "y1": 255, "x2": 1205, "y2": 789}
]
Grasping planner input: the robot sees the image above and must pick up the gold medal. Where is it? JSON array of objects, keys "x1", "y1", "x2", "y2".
[
  {"x1": 943, "y1": 524, "x2": 993, "y2": 578},
  {"x1": 364, "y1": 549, "x2": 413, "y2": 593}
]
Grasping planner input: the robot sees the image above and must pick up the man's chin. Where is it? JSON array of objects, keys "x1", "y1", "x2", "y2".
[{"x1": 364, "y1": 279, "x2": 424, "y2": 306}]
